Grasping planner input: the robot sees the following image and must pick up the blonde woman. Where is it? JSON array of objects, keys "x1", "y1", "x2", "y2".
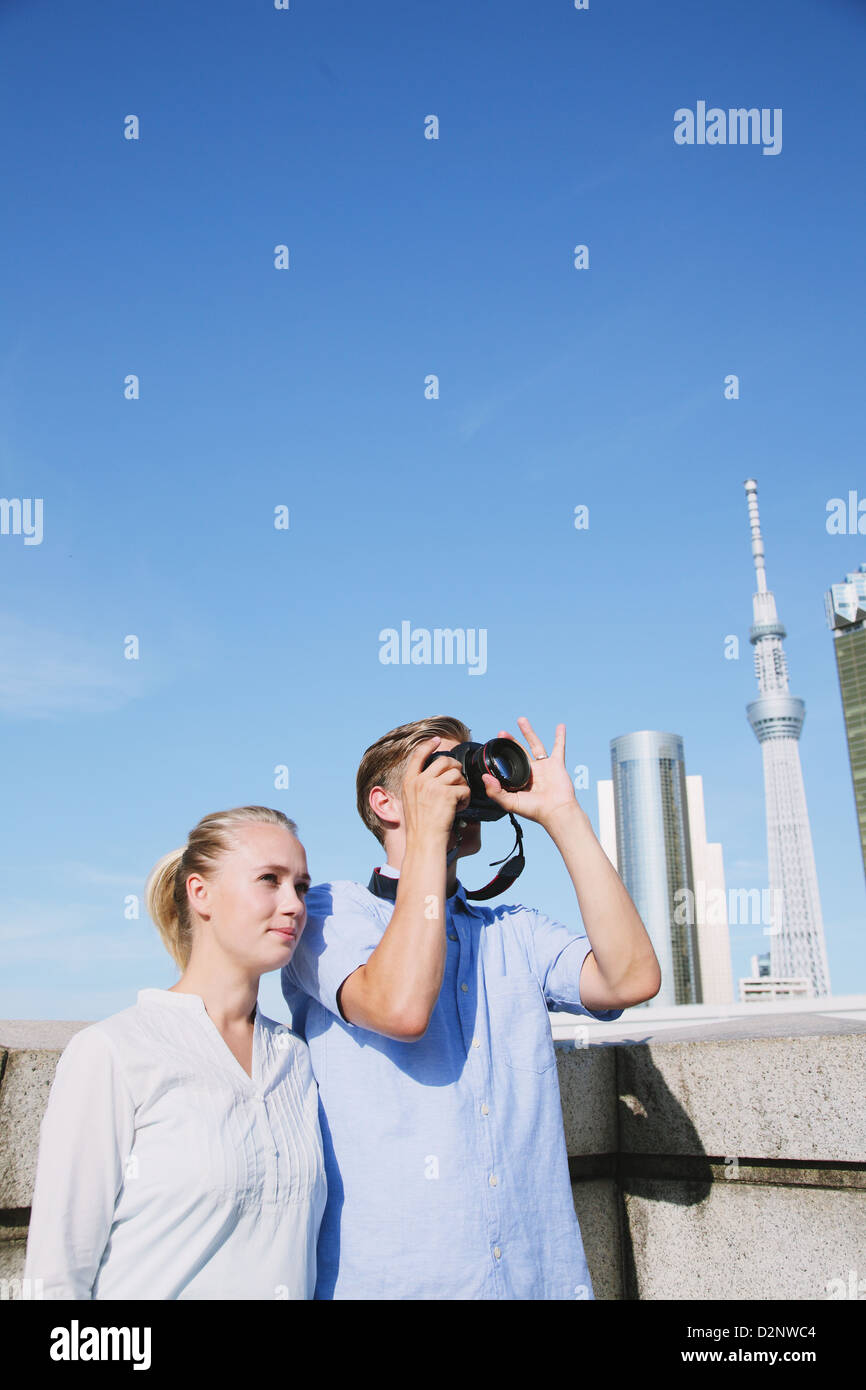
[{"x1": 24, "y1": 806, "x2": 326, "y2": 1300}]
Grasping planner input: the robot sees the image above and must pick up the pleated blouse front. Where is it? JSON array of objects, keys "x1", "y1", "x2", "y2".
[{"x1": 24, "y1": 988, "x2": 327, "y2": 1300}]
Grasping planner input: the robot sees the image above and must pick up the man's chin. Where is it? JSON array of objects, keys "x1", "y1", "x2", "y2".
[{"x1": 449, "y1": 825, "x2": 482, "y2": 857}]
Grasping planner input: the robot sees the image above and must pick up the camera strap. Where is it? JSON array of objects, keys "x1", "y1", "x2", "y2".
[
  {"x1": 366, "y1": 814, "x2": 526, "y2": 906},
  {"x1": 463, "y1": 813, "x2": 525, "y2": 901}
]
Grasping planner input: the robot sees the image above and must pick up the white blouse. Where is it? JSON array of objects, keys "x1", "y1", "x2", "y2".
[{"x1": 24, "y1": 988, "x2": 327, "y2": 1300}]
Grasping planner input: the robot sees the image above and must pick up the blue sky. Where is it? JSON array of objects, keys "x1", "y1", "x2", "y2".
[{"x1": 1, "y1": 0, "x2": 864, "y2": 1022}]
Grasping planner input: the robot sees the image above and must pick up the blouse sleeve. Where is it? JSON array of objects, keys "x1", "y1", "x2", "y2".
[{"x1": 23, "y1": 1025, "x2": 135, "y2": 1299}]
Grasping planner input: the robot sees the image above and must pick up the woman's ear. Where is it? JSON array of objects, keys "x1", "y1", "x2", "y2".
[{"x1": 185, "y1": 872, "x2": 211, "y2": 918}]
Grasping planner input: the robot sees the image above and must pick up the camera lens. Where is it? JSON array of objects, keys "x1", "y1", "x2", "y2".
[
  {"x1": 479, "y1": 738, "x2": 531, "y2": 792},
  {"x1": 488, "y1": 750, "x2": 513, "y2": 781}
]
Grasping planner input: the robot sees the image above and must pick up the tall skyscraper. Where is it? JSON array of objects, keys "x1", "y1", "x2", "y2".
[
  {"x1": 597, "y1": 731, "x2": 702, "y2": 1007},
  {"x1": 824, "y1": 564, "x2": 866, "y2": 884},
  {"x1": 684, "y1": 774, "x2": 734, "y2": 1005},
  {"x1": 743, "y1": 479, "x2": 831, "y2": 996},
  {"x1": 598, "y1": 756, "x2": 733, "y2": 1006}
]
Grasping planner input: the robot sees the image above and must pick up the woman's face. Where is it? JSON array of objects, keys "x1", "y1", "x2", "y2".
[{"x1": 187, "y1": 823, "x2": 311, "y2": 973}]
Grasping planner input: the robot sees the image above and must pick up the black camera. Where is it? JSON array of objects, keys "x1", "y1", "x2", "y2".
[{"x1": 422, "y1": 739, "x2": 532, "y2": 823}]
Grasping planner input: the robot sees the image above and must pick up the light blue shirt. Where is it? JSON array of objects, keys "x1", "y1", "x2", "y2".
[{"x1": 281, "y1": 873, "x2": 624, "y2": 1300}]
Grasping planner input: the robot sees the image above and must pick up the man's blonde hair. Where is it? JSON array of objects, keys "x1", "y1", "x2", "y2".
[{"x1": 356, "y1": 715, "x2": 471, "y2": 845}]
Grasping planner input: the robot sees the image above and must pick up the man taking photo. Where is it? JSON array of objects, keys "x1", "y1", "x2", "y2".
[{"x1": 282, "y1": 714, "x2": 660, "y2": 1299}]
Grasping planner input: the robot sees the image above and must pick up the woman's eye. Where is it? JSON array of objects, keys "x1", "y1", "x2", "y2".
[
  {"x1": 296, "y1": 883, "x2": 310, "y2": 896},
  {"x1": 260, "y1": 873, "x2": 279, "y2": 884}
]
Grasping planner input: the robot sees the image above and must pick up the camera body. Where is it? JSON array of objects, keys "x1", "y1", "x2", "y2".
[{"x1": 422, "y1": 738, "x2": 532, "y2": 823}]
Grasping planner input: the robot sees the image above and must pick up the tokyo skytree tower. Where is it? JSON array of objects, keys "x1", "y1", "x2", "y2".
[{"x1": 743, "y1": 479, "x2": 831, "y2": 995}]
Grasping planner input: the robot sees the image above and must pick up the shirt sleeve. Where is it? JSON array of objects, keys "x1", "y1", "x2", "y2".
[
  {"x1": 24, "y1": 1025, "x2": 135, "y2": 1299},
  {"x1": 282, "y1": 883, "x2": 385, "y2": 1024},
  {"x1": 520, "y1": 907, "x2": 625, "y2": 1021}
]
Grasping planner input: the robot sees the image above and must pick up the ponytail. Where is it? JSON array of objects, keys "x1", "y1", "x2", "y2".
[{"x1": 144, "y1": 847, "x2": 190, "y2": 969}]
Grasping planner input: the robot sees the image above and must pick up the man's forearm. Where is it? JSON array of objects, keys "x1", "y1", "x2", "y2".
[
  {"x1": 544, "y1": 801, "x2": 661, "y2": 1006},
  {"x1": 340, "y1": 840, "x2": 449, "y2": 1039}
]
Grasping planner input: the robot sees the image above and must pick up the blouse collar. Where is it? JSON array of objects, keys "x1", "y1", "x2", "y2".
[{"x1": 137, "y1": 988, "x2": 259, "y2": 1025}]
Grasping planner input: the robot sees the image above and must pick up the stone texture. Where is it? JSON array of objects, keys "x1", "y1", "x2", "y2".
[
  {"x1": 617, "y1": 1035, "x2": 866, "y2": 1163},
  {"x1": 571, "y1": 1178, "x2": 621, "y2": 1301},
  {"x1": 557, "y1": 1012, "x2": 866, "y2": 1046},
  {"x1": 0, "y1": 1022, "x2": 90, "y2": 1051},
  {"x1": 555, "y1": 1042, "x2": 616, "y2": 1157},
  {"x1": 0, "y1": 1237, "x2": 27, "y2": 1287},
  {"x1": 0, "y1": 1048, "x2": 67, "y2": 1209},
  {"x1": 622, "y1": 1180, "x2": 866, "y2": 1301}
]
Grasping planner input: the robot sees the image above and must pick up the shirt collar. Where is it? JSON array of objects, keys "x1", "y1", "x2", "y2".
[
  {"x1": 137, "y1": 988, "x2": 260, "y2": 1025},
  {"x1": 368, "y1": 866, "x2": 469, "y2": 908},
  {"x1": 139, "y1": 987, "x2": 206, "y2": 1013}
]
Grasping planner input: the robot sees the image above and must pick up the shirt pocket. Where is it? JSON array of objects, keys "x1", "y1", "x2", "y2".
[{"x1": 487, "y1": 974, "x2": 555, "y2": 1075}]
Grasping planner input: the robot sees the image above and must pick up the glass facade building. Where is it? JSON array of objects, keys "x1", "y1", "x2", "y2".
[
  {"x1": 610, "y1": 731, "x2": 702, "y2": 1007},
  {"x1": 825, "y1": 564, "x2": 866, "y2": 885}
]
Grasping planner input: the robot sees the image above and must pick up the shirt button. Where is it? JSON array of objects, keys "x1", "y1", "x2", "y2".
[
  {"x1": 489, "y1": 1174, "x2": 498, "y2": 1187},
  {"x1": 448, "y1": 932, "x2": 458, "y2": 942},
  {"x1": 493, "y1": 1246, "x2": 502, "y2": 1259},
  {"x1": 460, "y1": 982, "x2": 468, "y2": 993},
  {"x1": 481, "y1": 1103, "x2": 489, "y2": 1115},
  {"x1": 472, "y1": 1037, "x2": 480, "y2": 1049}
]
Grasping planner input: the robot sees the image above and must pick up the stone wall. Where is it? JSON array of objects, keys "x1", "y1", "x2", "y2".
[
  {"x1": 561, "y1": 1024, "x2": 866, "y2": 1299},
  {"x1": 2, "y1": 1018, "x2": 864, "y2": 1299}
]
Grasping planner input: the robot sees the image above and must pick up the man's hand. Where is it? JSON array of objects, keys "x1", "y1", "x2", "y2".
[
  {"x1": 401, "y1": 737, "x2": 471, "y2": 845},
  {"x1": 481, "y1": 716, "x2": 578, "y2": 829},
  {"x1": 484, "y1": 717, "x2": 661, "y2": 1009}
]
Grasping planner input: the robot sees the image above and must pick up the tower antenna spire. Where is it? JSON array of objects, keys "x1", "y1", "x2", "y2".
[
  {"x1": 742, "y1": 479, "x2": 830, "y2": 996},
  {"x1": 743, "y1": 478, "x2": 767, "y2": 594}
]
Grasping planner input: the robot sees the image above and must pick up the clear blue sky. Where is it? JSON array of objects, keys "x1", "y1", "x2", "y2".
[{"x1": 1, "y1": 0, "x2": 864, "y2": 1022}]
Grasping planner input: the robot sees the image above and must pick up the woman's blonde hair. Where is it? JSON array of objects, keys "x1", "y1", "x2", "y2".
[{"x1": 144, "y1": 806, "x2": 299, "y2": 970}]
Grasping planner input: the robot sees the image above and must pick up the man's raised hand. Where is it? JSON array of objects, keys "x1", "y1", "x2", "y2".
[{"x1": 480, "y1": 717, "x2": 578, "y2": 828}]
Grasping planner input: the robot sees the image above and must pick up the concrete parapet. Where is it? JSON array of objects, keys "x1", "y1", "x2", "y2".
[{"x1": 1, "y1": 1017, "x2": 863, "y2": 1300}]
